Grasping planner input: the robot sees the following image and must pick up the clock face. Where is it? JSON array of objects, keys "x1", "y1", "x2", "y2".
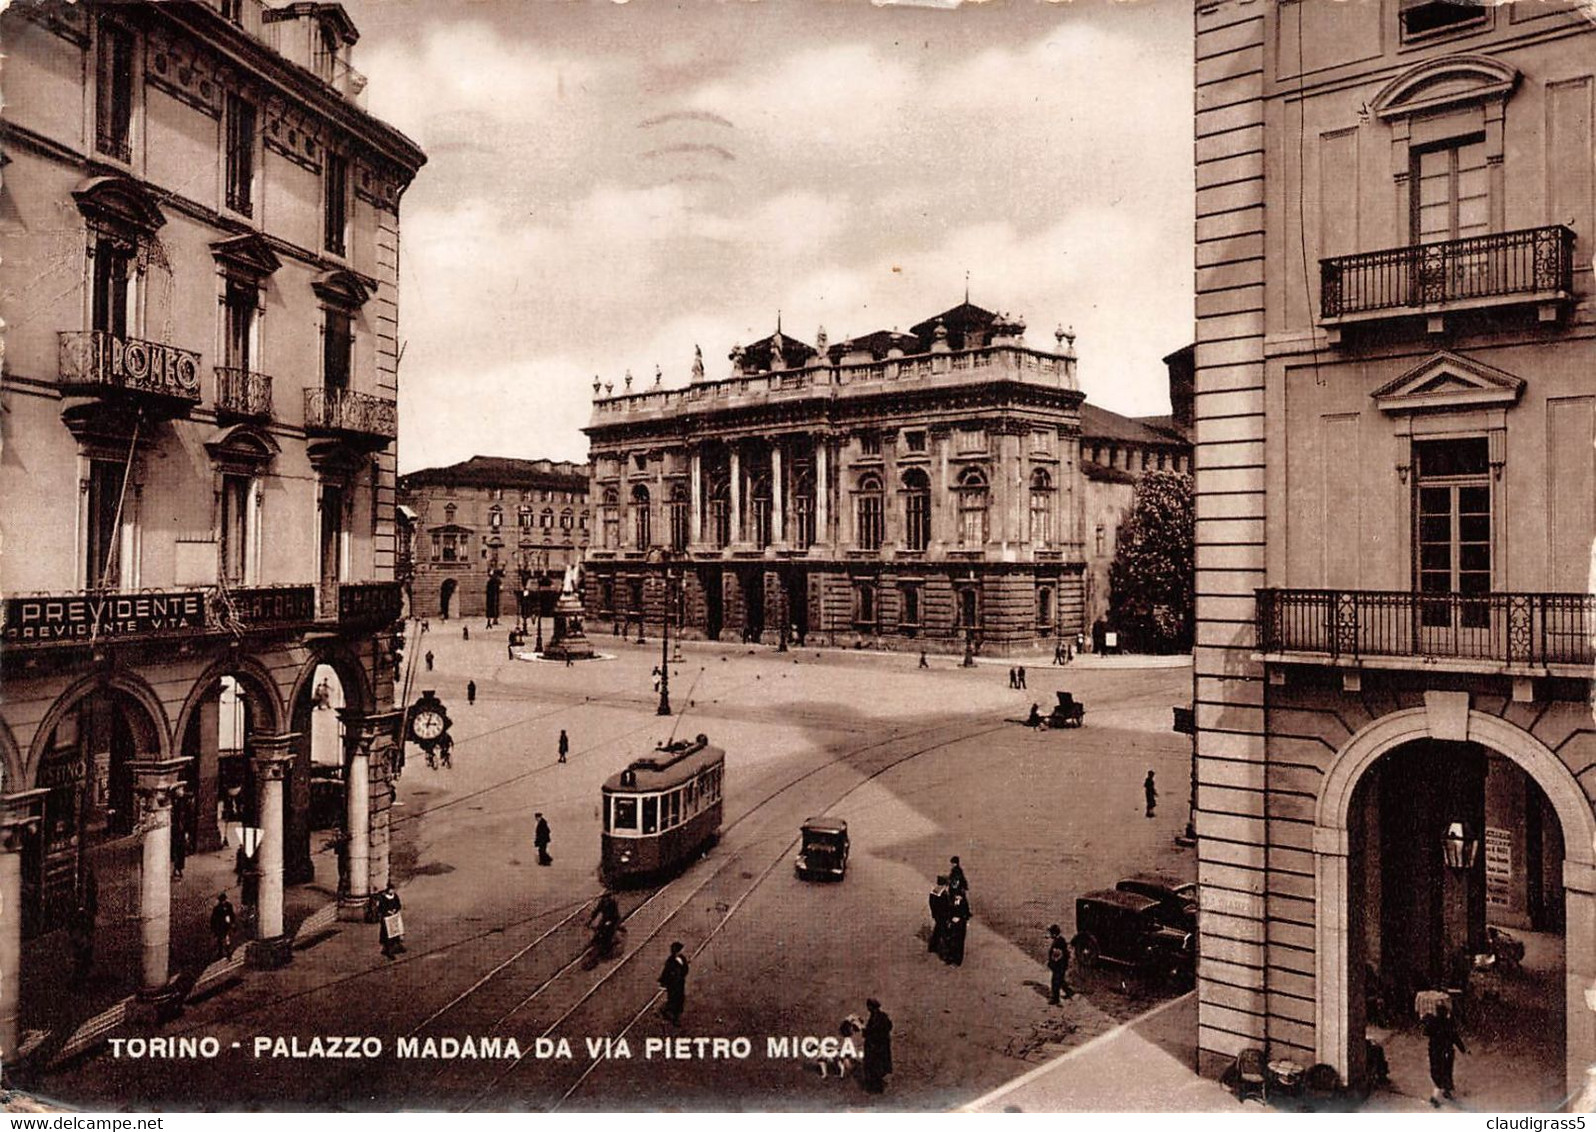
[{"x1": 411, "y1": 710, "x2": 446, "y2": 741}]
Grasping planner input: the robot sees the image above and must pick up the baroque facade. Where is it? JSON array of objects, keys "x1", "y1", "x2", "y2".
[
  {"x1": 1191, "y1": 0, "x2": 1596, "y2": 1101},
  {"x1": 0, "y1": 0, "x2": 423, "y2": 1051},
  {"x1": 582, "y1": 303, "x2": 1086, "y2": 655},
  {"x1": 398, "y1": 456, "x2": 591, "y2": 623}
]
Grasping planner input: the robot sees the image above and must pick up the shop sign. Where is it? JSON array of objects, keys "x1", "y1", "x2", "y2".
[
  {"x1": 1485, "y1": 826, "x2": 1512, "y2": 908},
  {"x1": 2, "y1": 592, "x2": 206, "y2": 646}
]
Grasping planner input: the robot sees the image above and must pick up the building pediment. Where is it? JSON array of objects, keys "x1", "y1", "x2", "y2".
[
  {"x1": 428, "y1": 523, "x2": 473, "y2": 535},
  {"x1": 1371, "y1": 54, "x2": 1518, "y2": 121},
  {"x1": 72, "y1": 175, "x2": 166, "y2": 231},
  {"x1": 211, "y1": 233, "x2": 282, "y2": 278},
  {"x1": 204, "y1": 423, "x2": 280, "y2": 467},
  {"x1": 311, "y1": 268, "x2": 375, "y2": 308},
  {"x1": 1372, "y1": 351, "x2": 1525, "y2": 414}
]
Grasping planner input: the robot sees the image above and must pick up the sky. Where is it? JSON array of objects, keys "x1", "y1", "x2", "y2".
[{"x1": 341, "y1": 0, "x2": 1197, "y2": 472}]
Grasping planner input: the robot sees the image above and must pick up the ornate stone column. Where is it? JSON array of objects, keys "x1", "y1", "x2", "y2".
[
  {"x1": 247, "y1": 734, "x2": 298, "y2": 968},
  {"x1": 338, "y1": 710, "x2": 403, "y2": 920},
  {"x1": 689, "y1": 446, "x2": 703, "y2": 547},
  {"x1": 814, "y1": 436, "x2": 829, "y2": 549},
  {"x1": 771, "y1": 441, "x2": 785, "y2": 545},
  {"x1": 728, "y1": 445, "x2": 743, "y2": 545},
  {"x1": 0, "y1": 792, "x2": 44, "y2": 1068},
  {"x1": 128, "y1": 758, "x2": 191, "y2": 1023}
]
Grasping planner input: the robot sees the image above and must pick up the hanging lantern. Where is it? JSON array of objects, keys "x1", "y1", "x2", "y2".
[
  {"x1": 240, "y1": 825, "x2": 263, "y2": 859},
  {"x1": 1442, "y1": 820, "x2": 1478, "y2": 870}
]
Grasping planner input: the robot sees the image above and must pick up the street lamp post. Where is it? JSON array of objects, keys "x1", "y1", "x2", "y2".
[{"x1": 647, "y1": 548, "x2": 672, "y2": 715}]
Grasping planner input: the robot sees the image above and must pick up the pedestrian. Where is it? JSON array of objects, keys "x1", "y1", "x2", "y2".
[
  {"x1": 462, "y1": 625, "x2": 470, "y2": 641},
  {"x1": 422, "y1": 619, "x2": 430, "y2": 633},
  {"x1": 1007, "y1": 667, "x2": 1017, "y2": 689},
  {"x1": 928, "y1": 875, "x2": 950, "y2": 956},
  {"x1": 1425, "y1": 1002, "x2": 1467, "y2": 1106},
  {"x1": 170, "y1": 793, "x2": 189, "y2": 881},
  {"x1": 1046, "y1": 924, "x2": 1074, "y2": 1003},
  {"x1": 425, "y1": 650, "x2": 434, "y2": 672},
  {"x1": 943, "y1": 890, "x2": 970, "y2": 966},
  {"x1": 1054, "y1": 641, "x2": 1066, "y2": 665},
  {"x1": 210, "y1": 892, "x2": 236, "y2": 959},
  {"x1": 557, "y1": 729, "x2": 569, "y2": 764},
  {"x1": 658, "y1": 940, "x2": 690, "y2": 1025},
  {"x1": 437, "y1": 731, "x2": 454, "y2": 769},
  {"x1": 1144, "y1": 769, "x2": 1158, "y2": 817},
  {"x1": 861, "y1": 998, "x2": 893, "y2": 1094},
  {"x1": 651, "y1": 665, "x2": 662, "y2": 694},
  {"x1": 377, "y1": 883, "x2": 405, "y2": 958},
  {"x1": 534, "y1": 811, "x2": 553, "y2": 865},
  {"x1": 1017, "y1": 665, "x2": 1027, "y2": 690},
  {"x1": 68, "y1": 902, "x2": 95, "y2": 977},
  {"x1": 948, "y1": 855, "x2": 967, "y2": 895},
  {"x1": 235, "y1": 845, "x2": 259, "y2": 908},
  {"x1": 467, "y1": 679, "x2": 477, "y2": 706},
  {"x1": 1026, "y1": 703, "x2": 1043, "y2": 728},
  {"x1": 507, "y1": 640, "x2": 515, "y2": 660},
  {"x1": 1075, "y1": 631, "x2": 1086, "y2": 657},
  {"x1": 918, "y1": 650, "x2": 928, "y2": 669}
]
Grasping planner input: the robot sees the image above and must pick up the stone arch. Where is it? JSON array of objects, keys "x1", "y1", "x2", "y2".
[
  {"x1": 0, "y1": 715, "x2": 23, "y2": 796},
  {"x1": 171, "y1": 655, "x2": 288, "y2": 752},
  {"x1": 23, "y1": 670, "x2": 172, "y2": 787},
  {"x1": 1313, "y1": 703, "x2": 1596, "y2": 1097},
  {"x1": 286, "y1": 644, "x2": 374, "y2": 720}
]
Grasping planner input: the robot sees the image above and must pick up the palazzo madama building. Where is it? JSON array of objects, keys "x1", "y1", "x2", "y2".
[{"x1": 582, "y1": 301, "x2": 1086, "y2": 656}]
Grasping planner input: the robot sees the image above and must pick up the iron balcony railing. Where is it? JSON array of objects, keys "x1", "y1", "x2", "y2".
[
  {"x1": 1256, "y1": 588, "x2": 1596, "y2": 667},
  {"x1": 58, "y1": 330, "x2": 202, "y2": 404},
  {"x1": 1319, "y1": 225, "x2": 1575, "y2": 321},
  {"x1": 303, "y1": 387, "x2": 397, "y2": 440},
  {"x1": 215, "y1": 367, "x2": 274, "y2": 419}
]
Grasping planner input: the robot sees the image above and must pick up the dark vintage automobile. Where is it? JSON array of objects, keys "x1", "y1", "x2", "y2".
[
  {"x1": 1047, "y1": 692, "x2": 1085, "y2": 729},
  {"x1": 1073, "y1": 888, "x2": 1196, "y2": 984},
  {"x1": 1116, "y1": 873, "x2": 1198, "y2": 933},
  {"x1": 795, "y1": 817, "x2": 849, "y2": 880}
]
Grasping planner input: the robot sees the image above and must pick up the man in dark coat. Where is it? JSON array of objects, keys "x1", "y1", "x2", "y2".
[
  {"x1": 928, "y1": 876, "x2": 951, "y2": 955},
  {"x1": 210, "y1": 893, "x2": 236, "y2": 959},
  {"x1": 534, "y1": 812, "x2": 552, "y2": 866},
  {"x1": 1144, "y1": 770, "x2": 1158, "y2": 817},
  {"x1": 377, "y1": 884, "x2": 405, "y2": 958},
  {"x1": 948, "y1": 855, "x2": 967, "y2": 895},
  {"x1": 1046, "y1": 924, "x2": 1074, "y2": 1003},
  {"x1": 659, "y1": 941, "x2": 690, "y2": 1025},
  {"x1": 425, "y1": 650, "x2": 434, "y2": 672},
  {"x1": 1425, "y1": 1003, "x2": 1467, "y2": 1106},
  {"x1": 943, "y1": 890, "x2": 971, "y2": 965},
  {"x1": 1016, "y1": 665, "x2": 1027, "y2": 689},
  {"x1": 861, "y1": 998, "x2": 892, "y2": 1094},
  {"x1": 467, "y1": 679, "x2": 477, "y2": 706},
  {"x1": 558, "y1": 729, "x2": 569, "y2": 764}
]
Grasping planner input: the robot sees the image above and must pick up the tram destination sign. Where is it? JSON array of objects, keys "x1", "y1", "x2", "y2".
[{"x1": 3, "y1": 591, "x2": 207, "y2": 646}]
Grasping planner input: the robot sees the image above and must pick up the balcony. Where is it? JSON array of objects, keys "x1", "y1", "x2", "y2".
[
  {"x1": 1256, "y1": 588, "x2": 1595, "y2": 671},
  {"x1": 1320, "y1": 226, "x2": 1575, "y2": 333},
  {"x1": 58, "y1": 331, "x2": 203, "y2": 414},
  {"x1": 303, "y1": 387, "x2": 397, "y2": 450},
  {"x1": 215, "y1": 367, "x2": 274, "y2": 420}
]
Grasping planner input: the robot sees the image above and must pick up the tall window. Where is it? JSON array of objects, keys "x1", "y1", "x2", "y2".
[
  {"x1": 855, "y1": 474, "x2": 884, "y2": 551},
  {"x1": 669, "y1": 484, "x2": 690, "y2": 552},
  {"x1": 793, "y1": 467, "x2": 816, "y2": 549},
  {"x1": 489, "y1": 506, "x2": 503, "y2": 531},
  {"x1": 319, "y1": 483, "x2": 345, "y2": 589},
  {"x1": 957, "y1": 468, "x2": 989, "y2": 547},
  {"x1": 220, "y1": 474, "x2": 252, "y2": 585},
  {"x1": 518, "y1": 506, "x2": 533, "y2": 531},
  {"x1": 751, "y1": 476, "x2": 772, "y2": 547},
  {"x1": 87, "y1": 459, "x2": 128, "y2": 589},
  {"x1": 901, "y1": 585, "x2": 921, "y2": 627},
  {"x1": 632, "y1": 484, "x2": 651, "y2": 549},
  {"x1": 96, "y1": 21, "x2": 135, "y2": 162},
  {"x1": 224, "y1": 278, "x2": 258, "y2": 371},
  {"x1": 902, "y1": 469, "x2": 930, "y2": 551},
  {"x1": 1037, "y1": 586, "x2": 1054, "y2": 631},
  {"x1": 324, "y1": 152, "x2": 348, "y2": 257},
  {"x1": 225, "y1": 92, "x2": 256, "y2": 215},
  {"x1": 91, "y1": 235, "x2": 135, "y2": 337},
  {"x1": 855, "y1": 584, "x2": 876, "y2": 625},
  {"x1": 859, "y1": 433, "x2": 881, "y2": 457},
  {"x1": 323, "y1": 309, "x2": 352, "y2": 390},
  {"x1": 709, "y1": 478, "x2": 731, "y2": 548},
  {"x1": 601, "y1": 488, "x2": 620, "y2": 550},
  {"x1": 1029, "y1": 468, "x2": 1054, "y2": 546},
  {"x1": 1413, "y1": 138, "x2": 1488, "y2": 245},
  {"x1": 1415, "y1": 438, "x2": 1492, "y2": 628}
]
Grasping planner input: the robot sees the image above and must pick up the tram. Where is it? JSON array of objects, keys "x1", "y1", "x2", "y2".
[{"x1": 601, "y1": 734, "x2": 725, "y2": 883}]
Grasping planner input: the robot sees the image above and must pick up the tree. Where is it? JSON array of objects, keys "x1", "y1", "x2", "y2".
[{"x1": 1107, "y1": 469, "x2": 1195, "y2": 653}]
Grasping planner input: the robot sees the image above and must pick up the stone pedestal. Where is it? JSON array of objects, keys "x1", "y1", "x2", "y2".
[
  {"x1": 247, "y1": 734, "x2": 297, "y2": 968},
  {"x1": 545, "y1": 589, "x2": 596, "y2": 661},
  {"x1": 130, "y1": 758, "x2": 191, "y2": 1000}
]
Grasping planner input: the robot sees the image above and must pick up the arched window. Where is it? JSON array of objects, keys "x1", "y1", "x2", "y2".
[
  {"x1": 750, "y1": 475, "x2": 772, "y2": 547},
  {"x1": 708, "y1": 476, "x2": 731, "y2": 548},
  {"x1": 1029, "y1": 468, "x2": 1054, "y2": 546},
  {"x1": 579, "y1": 510, "x2": 590, "y2": 532},
  {"x1": 489, "y1": 506, "x2": 503, "y2": 530},
  {"x1": 631, "y1": 484, "x2": 651, "y2": 549},
  {"x1": 541, "y1": 507, "x2": 554, "y2": 529},
  {"x1": 518, "y1": 506, "x2": 533, "y2": 530},
  {"x1": 560, "y1": 508, "x2": 573, "y2": 538},
  {"x1": 669, "y1": 483, "x2": 690, "y2": 552},
  {"x1": 601, "y1": 488, "x2": 619, "y2": 550},
  {"x1": 957, "y1": 467, "x2": 988, "y2": 547},
  {"x1": 793, "y1": 466, "x2": 816, "y2": 549},
  {"x1": 856, "y1": 474, "x2": 884, "y2": 551},
  {"x1": 902, "y1": 468, "x2": 930, "y2": 551},
  {"x1": 444, "y1": 503, "x2": 456, "y2": 523}
]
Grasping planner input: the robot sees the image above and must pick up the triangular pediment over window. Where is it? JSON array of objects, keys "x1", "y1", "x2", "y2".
[
  {"x1": 1372, "y1": 351, "x2": 1525, "y2": 414},
  {"x1": 1371, "y1": 54, "x2": 1518, "y2": 121},
  {"x1": 212, "y1": 233, "x2": 282, "y2": 279},
  {"x1": 311, "y1": 267, "x2": 375, "y2": 308}
]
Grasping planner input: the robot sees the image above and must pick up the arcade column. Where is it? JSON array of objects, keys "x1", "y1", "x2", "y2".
[
  {"x1": 338, "y1": 710, "x2": 403, "y2": 921},
  {"x1": 128, "y1": 758, "x2": 192, "y2": 1024},
  {"x1": 247, "y1": 735, "x2": 298, "y2": 969},
  {"x1": 0, "y1": 792, "x2": 45, "y2": 1074}
]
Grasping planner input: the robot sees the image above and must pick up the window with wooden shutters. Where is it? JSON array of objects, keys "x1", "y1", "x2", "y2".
[{"x1": 96, "y1": 21, "x2": 135, "y2": 162}]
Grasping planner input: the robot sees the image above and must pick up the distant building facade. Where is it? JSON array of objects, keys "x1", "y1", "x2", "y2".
[
  {"x1": 582, "y1": 303, "x2": 1087, "y2": 655},
  {"x1": 1191, "y1": 0, "x2": 1596, "y2": 1100},
  {"x1": 398, "y1": 456, "x2": 590, "y2": 623}
]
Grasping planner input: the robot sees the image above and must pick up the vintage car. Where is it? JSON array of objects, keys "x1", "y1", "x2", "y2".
[
  {"x1": 1073, "y1": 888, "x2": 1196, "y2": 984},
  {"x1": 1115, "y1": 873, "x2": 1198, "y2": 933},
  {"x1": 795, "y1": 817, "x2": 850, "y2": 880}
]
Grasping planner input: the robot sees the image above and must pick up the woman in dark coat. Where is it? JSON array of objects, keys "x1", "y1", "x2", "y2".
[
  {"x1": 1425, "y1": 1002, "x2": 1467, "y2": 1106},
  {"x1": 377, "y1": 884, "x2": 405, "y2": 958},
  {"x1": 861, "y1": 998, "x2": 892, "y2": 1094}
]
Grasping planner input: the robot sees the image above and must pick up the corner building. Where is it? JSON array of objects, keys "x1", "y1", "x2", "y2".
[
  {"x1": 1191, "y1": 0, "x2": 1596, "y2": 1101},
  {"x1": 0, "y1": 0, "x2": 423, "y2": 1050},
  {"x1": 582, "y1": 304, "x2": 1086, "y2": 655}
]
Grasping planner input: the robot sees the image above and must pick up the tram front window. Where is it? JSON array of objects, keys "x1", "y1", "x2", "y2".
[
  {"x1": 613, "y1": 797, "x2": 637, "y2": 831},
  {"x1": 643, "y1": 797, "x2": 657, "y2": 835}
]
